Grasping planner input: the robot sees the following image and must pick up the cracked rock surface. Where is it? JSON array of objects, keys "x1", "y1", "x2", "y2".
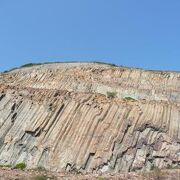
[{"x1": 0, "y1": 62, "x2": 179, "y2": 173}]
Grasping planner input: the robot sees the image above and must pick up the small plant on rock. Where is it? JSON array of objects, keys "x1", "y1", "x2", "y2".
[
  {"x1": 33, "y1": 175, "x2": 48, "y2": 180},
  {"x1": 97, "y1": 176, "x2": 105, "y2": 180},
  {"x1": 107, "y1": 91, "x2": 117, "y2": 98},
  {"x1": 0, "y1": 164, "x2": 12, "y2": 168},
  {"x1": 123, "y1": 96, "x2": 136, "y2": 101}
]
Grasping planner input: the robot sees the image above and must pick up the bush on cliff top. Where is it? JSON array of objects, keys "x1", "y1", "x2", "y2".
[{"x1": 2, "y1": 61, "x2": 118, "y2": 74}]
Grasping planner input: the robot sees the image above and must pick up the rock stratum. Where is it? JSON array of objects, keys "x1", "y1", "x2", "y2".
[{"x1": 0, "y1": 62, "x2": 179, "y2": 173}]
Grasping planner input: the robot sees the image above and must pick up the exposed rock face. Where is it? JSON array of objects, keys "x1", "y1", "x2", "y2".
[{"x1": 0, "y1": 62, "x2": 179, "y2": 173}]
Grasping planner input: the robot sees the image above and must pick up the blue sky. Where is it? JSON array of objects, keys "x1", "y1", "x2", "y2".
[{"x1": 0, "y1": 0, "x2": 180, "y2": 72}]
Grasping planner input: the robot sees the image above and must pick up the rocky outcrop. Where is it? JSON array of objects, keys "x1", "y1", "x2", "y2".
[{"x1": 0, "y1": 62, "x2": 179, "y2": 173}]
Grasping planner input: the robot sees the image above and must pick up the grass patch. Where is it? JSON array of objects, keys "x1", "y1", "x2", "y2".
[
  {"x1": 15, "y1": 162, "x2": 26, "y2": 170},
  {"x1": 33, "y1": 175, "x2": 48, "y2": 180},
  {"x1": 97, "y1": 176, "x2": 106, "y2": 180},
  {"x1": 0, "y1": 164, "x2": 12, "y2": 168},
  {"x1": 123, "y1": 96, "x2": 136, "y2": 101},
  {"x1": 107, "y1": 91, "x2": 117, "y2": 98}
]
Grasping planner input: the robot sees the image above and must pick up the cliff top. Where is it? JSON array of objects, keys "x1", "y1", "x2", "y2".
[{"x1": 1, "y1": 61, "x2": 180, "y2": 74}]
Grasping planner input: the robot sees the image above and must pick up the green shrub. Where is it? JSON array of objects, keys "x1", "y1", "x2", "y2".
[
  {"x1": 20, "y1": 63, "x2": 42, "y2": 68},
  {"x1": 107, "y1": 91, "x2": 117, "y2": 98},
  {"x1": 15, "y1": 162, "x2": 26, "y2": 170},
  {"x1": 33, "y1": 175, "x2": 48, "y2": 180},
  {"x1": 2, "y1": 67, "x2": 18, "y2": 73},
  {"x1": 93, "y1": 61, "x2": 117, "y2": 67},
  {"x1": 123, "y1": 97, "x2": 136, "y2": 101}
]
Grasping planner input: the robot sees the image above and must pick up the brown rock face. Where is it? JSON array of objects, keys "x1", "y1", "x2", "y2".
[{"x1": 0, "y1": 62, "x2": 179, "y2": 173}]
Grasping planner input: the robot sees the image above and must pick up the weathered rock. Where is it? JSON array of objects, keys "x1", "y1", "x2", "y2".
[{"x1": 0, "y1": 62, "x2": 179, "y2": 173}]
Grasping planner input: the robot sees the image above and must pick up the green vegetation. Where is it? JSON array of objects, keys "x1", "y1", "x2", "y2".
[
  {"x1": 15, "y1": 162, "x2": 26, "y2": 170},
  {"x1": 107, "y1": 91, "x2": 117, "y2": 98},
  {"x1": 123, "y1": 96, "x2": 136, "y2": 101},
  {"x1": 20, "y1": 63, "x2": 42, "y2": 68},
  {"x1": 2, "y1": 67, "x2": 18, "y2": 73},
  {"x1": 2, "y1": 61, "x2": 119, "y2": 74},
  {"x1": 0, "y1": 164, "x2": 12, "y2": 168},
  {"x1": 33, "y1": 175, "x2": 48, "y2": 180},
  {"x1": 97, "y1": 176, "x2": 106, "y2": 180},
  {"x1": 93, "y1": 61, "x2": 117, "y2": 67}
]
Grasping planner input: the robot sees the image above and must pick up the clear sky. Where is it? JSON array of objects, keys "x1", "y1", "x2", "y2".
[{"x1": 0, "y1": 0, "x2": 180, "y2": 72}]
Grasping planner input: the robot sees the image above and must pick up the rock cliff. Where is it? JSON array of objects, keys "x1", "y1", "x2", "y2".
[{"x1": 0, "y1": 62, "x2": 179, "y2": 173}]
